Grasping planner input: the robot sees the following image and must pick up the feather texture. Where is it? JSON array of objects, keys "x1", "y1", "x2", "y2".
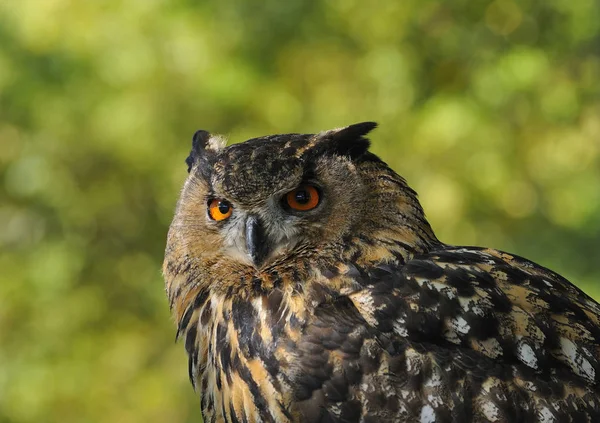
[{"x1": 164, "y1": 123, "x2": 600, "y2": 422}]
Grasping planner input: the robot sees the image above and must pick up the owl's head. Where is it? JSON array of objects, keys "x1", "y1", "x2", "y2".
[{"x1": 170, "y1": 122, "x2": 435, "y2": 272}]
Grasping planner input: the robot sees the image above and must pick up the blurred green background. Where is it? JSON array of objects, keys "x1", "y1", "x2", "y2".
[{"x1": 0, "y1": 0, "x2": 599, "y2": 422}]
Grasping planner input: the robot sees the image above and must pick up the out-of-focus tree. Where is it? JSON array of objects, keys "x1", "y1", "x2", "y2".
[{"x1": 0, "y1": 0, "x2": 598, "y2": 422}]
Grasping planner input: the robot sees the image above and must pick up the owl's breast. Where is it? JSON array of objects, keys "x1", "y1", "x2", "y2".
[{"x1": 190, "y1": 288, "x2": 308, "y2": 423}]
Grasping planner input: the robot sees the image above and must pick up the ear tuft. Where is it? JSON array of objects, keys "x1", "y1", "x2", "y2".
[
  {"x1": 311, "y1": 121, "x2": 377, "y2": 159},
  {"x1": 333, "y1": 121, "x2": 377, "y2": 142},
  {"x1": 186, "y1": 130, "x2": 226, "y2": 173}
]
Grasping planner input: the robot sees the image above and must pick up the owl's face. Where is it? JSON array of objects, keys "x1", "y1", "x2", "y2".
[{"x1": 172, "y1": 123, "x2": 383, "y2": 270}]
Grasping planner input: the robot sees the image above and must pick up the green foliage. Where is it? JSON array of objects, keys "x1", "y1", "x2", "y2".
[{"x1": 0, "y1": 1, "x2": 598, "y2": 421}]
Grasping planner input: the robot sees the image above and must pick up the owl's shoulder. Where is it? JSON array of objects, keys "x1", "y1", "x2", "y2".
[{"x1": 347, "y1": 245, "x2": 600, "y2": 385}]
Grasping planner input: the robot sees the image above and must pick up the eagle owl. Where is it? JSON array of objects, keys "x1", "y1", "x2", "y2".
[{"x1": 163, "y1": 122, "x2": 600, "y2": 422}]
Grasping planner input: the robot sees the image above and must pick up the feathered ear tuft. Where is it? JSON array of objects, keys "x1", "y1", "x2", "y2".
[
  {"x1": 310, "y1": 122, "x2": 377, "y2": 160},
  {"x1": 186, "y1": 130, "x2": 226, "y2": 173}
]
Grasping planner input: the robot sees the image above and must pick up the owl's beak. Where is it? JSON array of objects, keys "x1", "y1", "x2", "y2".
[{"x1": 245, "y1": 215, "x2": 269, "y2": 268}]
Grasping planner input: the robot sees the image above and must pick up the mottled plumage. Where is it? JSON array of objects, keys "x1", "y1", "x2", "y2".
[{"x1": 163, "y1": 123, "x2": 600, "y2": 422}]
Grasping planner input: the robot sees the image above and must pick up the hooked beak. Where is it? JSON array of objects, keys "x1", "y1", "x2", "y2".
[{"x1": 245, "y1": 215, "x2": 269, "y2": 268}]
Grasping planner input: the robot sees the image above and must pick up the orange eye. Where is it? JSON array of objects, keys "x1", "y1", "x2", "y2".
[
  {"x1": 285, "y1": 185, "x2": 320, "y2": 211},
  {"x1": 208, "y1": 199, "x2": 233, "y2": 221}
]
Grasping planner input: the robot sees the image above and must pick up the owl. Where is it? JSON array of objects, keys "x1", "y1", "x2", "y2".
[{"x1": 163, "y1": 122, "x2": 600, "y2": 423}]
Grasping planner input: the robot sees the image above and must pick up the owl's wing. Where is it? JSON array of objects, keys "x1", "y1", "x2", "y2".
[
  {"x1": 353, "y1": 247, "x2": 600, "y2": 385},
  {"x1": 291, "y1": 247, "x2": 600, "y2": 422}
]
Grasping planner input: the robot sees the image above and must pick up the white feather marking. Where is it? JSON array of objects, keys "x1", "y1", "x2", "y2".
[
  {"x1": 481, "y1": 402, "x2": 500, "y2": 421},
  {"x1": 452, "y1": 316, "x2": 471, "y2": 334},
  {"x1": 539, "y1": 406, "x2": 555, "y2": 423},
  {"x1": 517, "y1": 342, "x2": 538, "y2": 369},
  {"x1": 420, "y1": 404, "x2": 436, "y2": 423},
  {"x1": 560, "y1": 337, "x2": 596, "y2": 382}
]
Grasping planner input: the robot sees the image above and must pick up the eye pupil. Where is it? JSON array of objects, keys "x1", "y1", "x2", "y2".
[
  {"x1": 295, "y1": 190, "x2": 310, "y2": 204},
  {"x1": 218, "y1": 202, "x2": 230, "y2": 214}
]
